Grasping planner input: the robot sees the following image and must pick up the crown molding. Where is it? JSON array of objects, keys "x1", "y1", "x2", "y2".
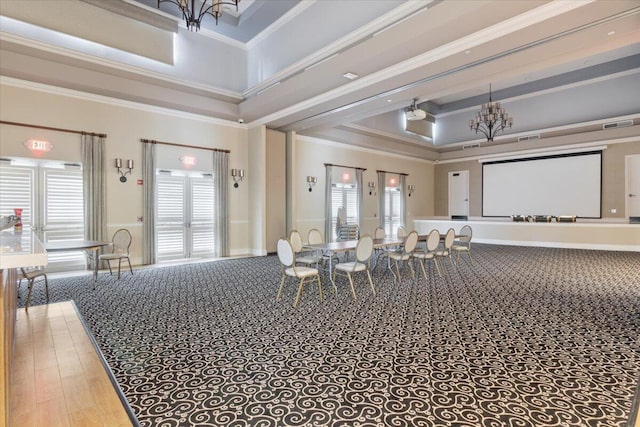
[
  {"x1": 0, "y1": 30, "x2": 244, "y2": 102},
  {"x1": 341, "y1": 123, "x2": 434, "y2": 146},
  {"x1": 0, "y1": 76, "x2": 246, "y2": 129},
  {"x1": 296, "y1": 134, "x2": 434, "y2": 165},
  {"x1": 245, "y1": 0, "x2": 316, "y2": 50}
]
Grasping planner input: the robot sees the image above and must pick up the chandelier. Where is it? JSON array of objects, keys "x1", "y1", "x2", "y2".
[
  {"x1": 158, "y1": 0, "x2": 240, "y2": 32},
  {"x1": 469, "y1": 84, "x2": 513, "y2": 142}
]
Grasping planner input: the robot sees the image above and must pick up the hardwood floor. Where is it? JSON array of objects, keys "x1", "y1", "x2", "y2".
[{"x1": 10, "y1": 301, "x2": 134, "y2": 426}]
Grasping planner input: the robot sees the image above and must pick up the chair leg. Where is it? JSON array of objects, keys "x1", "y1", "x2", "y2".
[
  {"x1": 25, "y1": 279, "x2": 34, "y2": 311},
  {"x1": 106, "y1": 260, "x2": 113, "y2": 275},
  {"x1": 293, "y1": 277, "x2": 306, "y2": 307},
  {"x1": 44, "y1": 275, "x2": 49, "y2": 302},
  {"x1": 434, "y1": 257, "x2": 443, "y2": 277},
  {"x1": 347, "y1": 273, "x2": 356, "y2": 300},
  {"x1": 117, "y1": 259, "x2": 122, "y2": 280},
  {"x1": 276, "y1": 275, "x2": 286, "y2": 301},
  {"x1": 408, "y1": 259, "x2": 416, "y2": 279},
  {"x1": 366, "y1": 270, "x2": 375, "y2": 295},
  {"x1": 127, "y1": 257, "x2": 133, "y2": 275},
  {"x1": 316, "y1": 274, "x2": 323, "y2": 302},
  {"x1": 419, "y1": 259, "x2": 428, "y2": 281}
]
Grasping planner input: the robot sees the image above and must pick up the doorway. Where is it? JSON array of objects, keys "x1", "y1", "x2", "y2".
[
  {"x1": 626, "y1": 155, "x2": 640, "y2": 219},
  {"x1": 155, "y1": 170, "x2": 215, "y2": 262},
  {"x1": 448, "y1": 170, "x2": 469, "y2": 218}
]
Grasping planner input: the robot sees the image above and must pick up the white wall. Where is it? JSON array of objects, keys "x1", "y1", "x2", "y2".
[
  {"x1": 0, "y1": 81, "x2": 249, "y2": 264},
  {"x1": 292, "y1": 135, "x2": 435, "y2": 240}
]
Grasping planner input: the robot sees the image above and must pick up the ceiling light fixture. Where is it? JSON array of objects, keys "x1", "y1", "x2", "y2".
[
  {"x1": 158, "y1": 0, "x2": 240, "y2": 31},
  {"x1": 342, "y1": 72, "x2": 359, "y2": 80},
  {"x1": 469, "y1": 84, "x2": 513, "y2": 142}
]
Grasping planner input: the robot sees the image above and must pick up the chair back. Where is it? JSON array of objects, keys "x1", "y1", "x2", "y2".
[
  {"x1": 112, "y1": 229, "x2": 132, "y2": 254},
  {"x1": 288, "y1": 230, "x2": 303, "y2": 252},
  {"x1": 396, "y1": 226, "x2": 407, "y2": 238},
  {"x1": 277, "y1": 238, "x2": 294, "y2": 268},
  {"x1": 458, "y1": 225, "x2": 472, "y2": 242},
  {"x1": 355, "y1": 235, "x2": 374, "y2": 262},
  {"x1": 308, "y1": 228, "x2": 323, "y2": 245},
  {"x1": 444, "y1": 228, "x2": 456, "y2": 249},
  {"x1": 403, "y1": 231, "x2": 418, "y2": 253},
  {"x1": 426, "y1": 229, "x2": 440, "y2": 252},
  {"x1": 374, "y1": 227, "x2": 386, "y2": 239}
]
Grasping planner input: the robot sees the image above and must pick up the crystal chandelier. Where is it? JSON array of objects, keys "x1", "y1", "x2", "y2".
[
  {"x1": 469, "y1": 84, "x2": 513, "y2": 142},
  {"x1": 158, "y1": 0, "x2": 240, "y2": 32}
]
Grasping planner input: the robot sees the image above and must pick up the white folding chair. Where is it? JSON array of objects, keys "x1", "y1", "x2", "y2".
[
  {"x1": 413, "y1": 229, "x2": 442, "y2": 280},
  {"x1": 289, "y1": 229, "x2": 321, "y2": 268},
  {"x1": 99, "y1": 228, "x2": 133, "y2": 279},
  {"x1": 452, "y1": 225, "x2": 473, "y2": 265},
  {"x1": 435, "y1": 228, "x2": 456, "y2": 272},
  {"x1": 333, "y1": 235, "x2": 375, "y2": 299},
  {"x1": 386, "y1": 231, "x2": 418, "y2": 282},
  {"x1": 276, "y1": 238, "x2": 323, "y2": 307}
]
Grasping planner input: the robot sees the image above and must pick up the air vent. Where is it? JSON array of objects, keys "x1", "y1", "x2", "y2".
[
  {"x1": 463, "y1": 143, "x2": 480, "y2": 149},
  {"x1": 518, "y1": 134, "x2": 540, "y2": 142},
  {"x1": 603, "y1": 120, "x2": 633, "y2": 130}
]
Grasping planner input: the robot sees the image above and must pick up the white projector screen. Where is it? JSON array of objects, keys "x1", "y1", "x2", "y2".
[{"x1": 482, "y1": 151, "x2": 602, "y2": 218}]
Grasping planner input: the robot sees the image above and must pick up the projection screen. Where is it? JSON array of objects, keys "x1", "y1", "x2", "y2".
[{"x1": 482, "y1": 151, "x2": 602, "y2": 218}]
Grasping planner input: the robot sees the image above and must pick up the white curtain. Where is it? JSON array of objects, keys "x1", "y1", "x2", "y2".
[
  {"x1": 399, "y1": 174, "x2": 407, "y2": 228},
  {"x1": 142, "y1": 142, "x2": 156, "y2": 265},
  {"x1": 377, "y1": 171, "x2": 386, "y2": 229},
  {"x1": 324, "y1": 165, "x2": 333, "y2": 242},
  {"x1": 213, "y1": 150, "x2": 229, "y2": 257},
  {"x1": 81, "y1": 134, "x2": 107, "y2": 267},
  {"x1": 356, "y1": 169, "x2": 364, "y2": 235}
]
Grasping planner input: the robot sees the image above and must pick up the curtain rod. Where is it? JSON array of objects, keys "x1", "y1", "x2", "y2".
[
  {"x1": 0, "y1": 120, "x2": 106, "y2": 137},
  {"x1": 377, "y1": 169, "x2": 408, "y2": 176},
  {"x1": 141, "y1": 138, "x2": 230, "y2": 154},
  {"x1": 324, "y1": 162, "x2": 366, "y2": 171}
]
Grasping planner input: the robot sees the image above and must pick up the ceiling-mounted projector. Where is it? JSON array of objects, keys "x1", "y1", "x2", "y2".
[
  {"x1": 405, "y1": 108, "x2": 427, "y2": 121},
  {"x1": 404, "y1": 98, "x2": 427, "y2": 121}
]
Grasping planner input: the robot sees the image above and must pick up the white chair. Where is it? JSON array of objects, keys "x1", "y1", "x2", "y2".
[
  {"x1": 452, "y1": 225, "x2": 473, "y2": 265},
  {"x1": 413, "y1": 229, "x2": 442, "y2": 280},
  {"x1": 333, "y1": 235, "x2": 375, "y2": 299},
  {"x1": 289, "y1": 229, "x2": 321, "y2": 268},
  {"x1": 19, "y1": 267, "x2": 49, "y2": 310},
  {"x1": 396, "y1": 226, "x2": 408, "y2": 238},
  {"x1": 374, "y1": 227, "x2": 386, "y2": 239},
  {"x1": 435, "y1": 227, "x2": 456, "y2": 272},
  {"x1": 386, "y1": 230, "x2": 418, "y2": 282},
  {"x1": 276, "y1": 238, "x2": 322, "y2": 307},
  {"x1": 99, "y1": 228, "x2": 133, "y2": 279}
]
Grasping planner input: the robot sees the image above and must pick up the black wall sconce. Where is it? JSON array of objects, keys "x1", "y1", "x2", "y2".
[
  {"x1": 115, "y1": 158, "x2": 133, "y2": 182},
  {"x1": 307, "y1": 176, "x2": 317, "y2": 192},
  {"x1": 407, "y1": 184, "x2": 415, "y2": 197},
  {"x1": 368, "y1": 181, "x2": 376, "y2": 196},
  {"x1": 231, "y1": 168, "x2": 245, "y2": 188}
]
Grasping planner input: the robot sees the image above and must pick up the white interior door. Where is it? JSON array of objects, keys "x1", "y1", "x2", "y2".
[
  {"x1": 626, "y1": 155, "x2": 640, "y2": 218},
  {"x1": 448, "y1": 170, "x2": 469, "y2": 217}
]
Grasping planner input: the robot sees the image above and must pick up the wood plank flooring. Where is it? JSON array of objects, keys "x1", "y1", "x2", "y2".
[{"x1": 10, "y1": 302, "x2": 134, "y2": 426}]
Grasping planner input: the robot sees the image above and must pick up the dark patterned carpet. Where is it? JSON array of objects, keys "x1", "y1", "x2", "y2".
[{"x1": 19, "y1": 244, "x2": 640, "y2": 426}]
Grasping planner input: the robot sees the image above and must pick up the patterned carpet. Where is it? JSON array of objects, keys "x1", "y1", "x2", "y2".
[{"x1": 19, "y1": 244, "x2": 640, "y2": 427}]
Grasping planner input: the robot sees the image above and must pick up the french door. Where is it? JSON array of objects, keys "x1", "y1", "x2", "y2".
[
  {"x1": 0, "y1": 159, "x2": 85, "y2": 272},
  {"x1": 155, "y1": 171, "x2": 215, "y2": 261}
]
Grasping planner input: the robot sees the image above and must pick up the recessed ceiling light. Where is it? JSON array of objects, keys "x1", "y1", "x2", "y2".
[
  {"x1": 464, "y1": 50, "x2": 471, "y2": 54},
  {"x1": 342, "y1": 72, "x2": 359, "y2": 80},
  {"x1": 387, "y1": 99, "x2": 392, "y2": 103},
  {"x1": 607, "y1": 31, "x2": 616, "y2": 36}
]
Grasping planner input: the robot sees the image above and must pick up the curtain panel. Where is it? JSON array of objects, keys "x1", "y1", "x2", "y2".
[
  {"x1": 213, "y1": 150, "x2": 229, "y2": 257},
  {"x1": 81, "y1": 134, "x2": 107, "y2": 268},
  {"x1": 399, "y1": 174, "x2": 407, "y2": 228},
  {"x1": 142, "y1": 142, "x2": 156, "y2": 265},
  {"x1": 324, "y1": 165, "x2": 333, "y2": 242},
  {"x1": 356, "y1": 169, "x2": 364, "y2": 235},
  {"x1": 377, "y1": 171, "x2": 386, "y2": 229}
]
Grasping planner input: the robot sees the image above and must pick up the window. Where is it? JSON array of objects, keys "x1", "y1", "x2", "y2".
[
  {"x1": 330, "y1": 183, "x2": 358, "y2": 241},
  {"x1": 155, "y1": 170, "x2": 215, "y2": 261},
  {"x1": 0, "y1": 159, "x2": 85, "y2": 272}
]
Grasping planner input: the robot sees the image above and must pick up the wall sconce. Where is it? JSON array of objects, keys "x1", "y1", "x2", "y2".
[
  {"x1": 407, "y1": 184, "x2": 415, "y2": 197},
  {"x1": 115, "y1": 158, "x2": 133, "y2": 182},
  {"x1": 368, "y1": 181, "x2": 376, "y2": 196},
  {"x1": 307, "y1": 176, "x2": 317, "y2": 192},
  {"x1": 231, "y1": 168, "x2": 245, "y2": 188}
]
